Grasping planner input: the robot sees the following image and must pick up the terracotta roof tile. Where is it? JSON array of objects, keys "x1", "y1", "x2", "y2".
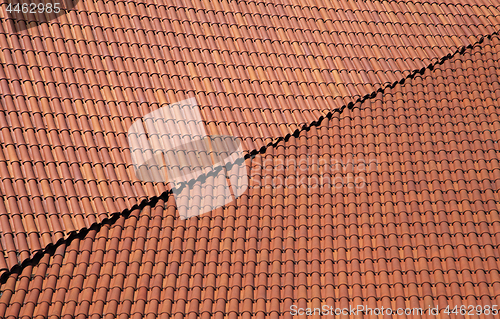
[
  {"x1": 1, "y1": 33, "x2": 500, "y2": 317},
  {"x1": 1, "y1": 0, "x2": 500, "y2": 270}
]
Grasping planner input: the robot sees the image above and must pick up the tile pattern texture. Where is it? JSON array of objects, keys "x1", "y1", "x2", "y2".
[
  {"x1": 1, "y1": 34, "x2": 500, "y2": 318},
  {"x1": 2, "y1": 0, "x2": 500, "y2": 270}
]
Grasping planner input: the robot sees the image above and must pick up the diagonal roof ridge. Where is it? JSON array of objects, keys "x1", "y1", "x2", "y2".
[
  {"x1": 249, "y1": 32, "x2": 499, "y2": 157},
  {"x1": 3, "y1": 0, "x2": 500, "y2": 277},
  {"x1": 1, "y1": 29, "x2": 498, "y2": 285}
]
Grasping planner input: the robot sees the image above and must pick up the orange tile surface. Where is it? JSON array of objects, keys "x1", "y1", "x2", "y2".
[
  {"x1": 1, "y1": 0, "x2": 500, "y2": 271},
  {"x1": 1, "y1": 34, "x2": 500, "y2": 318}
]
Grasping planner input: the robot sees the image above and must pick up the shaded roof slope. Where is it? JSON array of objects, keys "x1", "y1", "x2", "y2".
[
  {"x1": 2, "y1": 0, "x2": 500, "y2": 271},
  {"x1": 1, "y1": 33, "x2": 500, "y2": 319}
]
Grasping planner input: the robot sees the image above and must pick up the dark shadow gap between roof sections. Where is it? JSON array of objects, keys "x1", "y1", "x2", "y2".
[
  {"x1": 1, "y1": 28, "x2": 499, "y2": 285},
  {"x1": 2, "y1": 31, "x2": 500, "y2": 318},
  {"x1": 3, "y1": 0, "x2": 500, "y2": 274}
]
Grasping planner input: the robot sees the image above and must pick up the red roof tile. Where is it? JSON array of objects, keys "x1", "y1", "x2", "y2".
[
  {"x1": 1, "y1": 33, "x2": 500, "y2": 317},
  {"x1": 2, "y1": 0, "x2": 500, "y2": 271}
]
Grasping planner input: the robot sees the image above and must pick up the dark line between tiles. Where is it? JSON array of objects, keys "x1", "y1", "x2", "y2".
[
  {"x1": 0, "y1": 31, "x2": 498, "y2": 285},
  {"x1": 246, "y1": 34, "x2": 496, "y2": 158}
]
